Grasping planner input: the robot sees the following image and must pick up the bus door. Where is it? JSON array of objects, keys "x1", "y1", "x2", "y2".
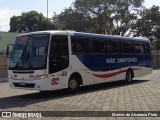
[{"x1": 48, "y1": 35, "x2": 69, "y2": 89}]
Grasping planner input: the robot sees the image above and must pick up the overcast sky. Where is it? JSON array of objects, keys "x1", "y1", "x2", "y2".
[{"x1": 0, "y1": 0, "x2": 160, "y2": 32}]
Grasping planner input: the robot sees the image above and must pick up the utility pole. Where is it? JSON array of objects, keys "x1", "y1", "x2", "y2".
[{"x1": 47, "y1": 0, "x2": 48, "y2": 19}]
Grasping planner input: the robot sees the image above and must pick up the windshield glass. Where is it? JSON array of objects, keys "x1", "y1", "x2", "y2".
[{"x1": 9, "y1": 34, "x2": 50, "y2": 70}]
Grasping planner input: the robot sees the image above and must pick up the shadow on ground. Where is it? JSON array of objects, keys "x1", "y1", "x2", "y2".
[{"x1": 0, "y1": 79, "x2": 149, "y2": 109}]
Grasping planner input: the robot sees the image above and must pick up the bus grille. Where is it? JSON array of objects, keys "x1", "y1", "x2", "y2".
[{"x1": 13, "y1": 83, "x2": 35, "y2": 88}]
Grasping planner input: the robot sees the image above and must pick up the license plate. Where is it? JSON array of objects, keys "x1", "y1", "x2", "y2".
[{"x1": 20, "y1": 82, "x2": 26, "y2": 86}]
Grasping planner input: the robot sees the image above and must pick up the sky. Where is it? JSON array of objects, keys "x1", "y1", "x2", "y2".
[{"x1": 0, "y1": 0, "x2": 160, "y2": 32}]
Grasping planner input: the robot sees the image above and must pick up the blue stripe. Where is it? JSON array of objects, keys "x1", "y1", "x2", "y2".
[{"x1": 76, "y1": 54, "x2": 152, "y2": 71}]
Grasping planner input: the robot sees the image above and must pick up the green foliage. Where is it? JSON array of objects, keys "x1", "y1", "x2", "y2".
[
  {"x1": 9, "y1": 11, "x2": 57, "y2": 33},
  {"x1": 131, "y1": 6, "x2": 160, "y2": 41},
  {"x1": 55, "y1": 0, "x2": 145, "y2": 35},
  {"x1": 54, "y1": 8, "x2": 96, "y2": 32}
]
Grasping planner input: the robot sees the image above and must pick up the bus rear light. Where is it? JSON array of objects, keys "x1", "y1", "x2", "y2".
[{"x1": 34, "y1": 74, "x2": 47, "y2": 80}]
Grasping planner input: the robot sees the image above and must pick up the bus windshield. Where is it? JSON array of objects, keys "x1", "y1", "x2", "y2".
[{"x1": 9, "y1": 34, "x2": 50, "y2": 70}]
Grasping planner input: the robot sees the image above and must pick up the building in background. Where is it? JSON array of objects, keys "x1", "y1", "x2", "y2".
[
  {"x1": 0, "y1": 31, "x2": 19, "y2": 55},
  {"x1": 0, "y1": 31, "x2": 19, "y2": 76},
  {"x1": 151, "y1": 50, "x2": 160, "y2": 69}
]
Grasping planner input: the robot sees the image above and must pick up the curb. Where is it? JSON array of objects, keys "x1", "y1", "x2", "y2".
[{"x1": 0, "y1": 78, "x2": 8, "y2": 83}]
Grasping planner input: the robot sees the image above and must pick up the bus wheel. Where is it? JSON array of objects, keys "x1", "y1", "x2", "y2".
[
  {"x1": 126, "y1": 70, "x2": 133, "y2": 83},
  {"x1": 39, "y1": 91, "x2": 49, "y2": 94},
  {"x1": 68, "y1": 77, "x2": 79, "y2": 92}
]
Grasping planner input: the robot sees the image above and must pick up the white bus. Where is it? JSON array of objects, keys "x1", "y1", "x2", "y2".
[{"x1": 7, "y1": 30, "x2": 152, "y2": 92}]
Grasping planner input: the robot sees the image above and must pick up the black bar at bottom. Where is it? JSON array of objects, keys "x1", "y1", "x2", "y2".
[{"x1": 0, "y1": 111, "x2": 160, "y2": 117}]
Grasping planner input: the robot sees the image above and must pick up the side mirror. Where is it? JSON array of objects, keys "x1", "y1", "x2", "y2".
[{"x1": 6, "y1": 44, "x2": 13, "y2": 58}]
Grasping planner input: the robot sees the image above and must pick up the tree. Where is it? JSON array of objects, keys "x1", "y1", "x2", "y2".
[
  {"x1": 9, "y1": 11, "x2": 57, "y2": 33},
  {"x1": 54, "y1": 0, "x2": 146, "y2": 35},
  {"x1": 74, "y1": 0, "x2": 144, "y2": 35},
  {"x1": 53, "y1": 8, "x2": 97, "y2": 32},
  {"x1": 131, "y1": 6, "x2": 160, "y2": 38},
  {"x1": 126, "y1": 5, "x2": 160, "y2": 49}
]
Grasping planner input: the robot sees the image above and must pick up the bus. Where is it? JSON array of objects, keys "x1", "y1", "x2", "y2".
[{"x1": 7, "y1": 30, "x2": 152, "y2": 92}]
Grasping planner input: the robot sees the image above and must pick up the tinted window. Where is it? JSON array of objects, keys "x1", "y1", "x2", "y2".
[
  {"x1": 108, "y1": 40, "x2": 121, "y2": 53},
  {"x1": 71, "y1": 37, "x2": 91, "y2": 54},
  {"x1": 92, "y1": 39, "x2": 107, "y2": 53},
  {"x1": 122, "y1": 41, "x2": 134, "y2": 53},
  {"x1": 144, "y1": 42, "x2": 150, "y2": 53},
  {"x1": 134, "y1": 42, "x2": 144, "y2": 53},
  {"x1": 92, "y1": 39, "x2": 99, "y2": 53},
  {"x1": 49, "y1": 35, "x2": 69, "y2": 74}
]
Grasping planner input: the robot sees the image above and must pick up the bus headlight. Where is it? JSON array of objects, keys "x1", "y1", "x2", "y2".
[
  {"x1": 34, "y1": 74, "x2": 47, "y2": 80},
  {"x1": 8, "y1": 75, "x2": 13, "y2": 79}
]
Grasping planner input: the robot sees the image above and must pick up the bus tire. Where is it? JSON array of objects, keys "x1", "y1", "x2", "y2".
[
  {"x1": 126, "y1": 70, "x2": 133, "y2": 83},
  {"x1": 39, "y1": 91, "x2": 49, "y2": 94},
  {"x1": 68, "y1": 77, "x2": 80, "y2": 92}
]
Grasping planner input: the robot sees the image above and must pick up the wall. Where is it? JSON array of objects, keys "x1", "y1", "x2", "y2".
[
  {"x1": 152, "y1": 50, "x2": 160, "y2": 69},
  {"x1": 0, "y1": 56, "x2": 7, "y2": 78},
  {"x1": 0, "y1": 56, "x2": 7, "y2": 67},
  {"x1": 0, "y1": 31, "x2": 19, "y2": 78},
  {"x1": 0, "y1": 31, "x2": 19, "y2": 51}
]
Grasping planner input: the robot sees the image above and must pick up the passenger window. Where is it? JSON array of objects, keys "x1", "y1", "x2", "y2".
[
  {"x1": 122, "y1": 41, "x2": 134, "y2": 53},
  {"x1": 71, "y1": 37, "x2": 91, "y2": 54},
  {"x1": 144, "y1": 42, "x2": 150, "y2": 53},
  {"x1": 134, "y1": 42, "x2": 144, "y2": 53},
  {"x1": 92, "y1": 39, "x2": 107, "y2": 53},
  {"x1": 108, "y1": 40, "x2": 121, "y2": 53},
  {"x1": 92, "y1": 39, "x2": 99, "y2": 53},
  {"x1": 99, "y1": 40, "x2": 107, "y2": 53}
]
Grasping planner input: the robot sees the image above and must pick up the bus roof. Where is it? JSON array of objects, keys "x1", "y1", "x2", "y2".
[
  {"x1": 17, "y1": 30, "x2": 149, "y2": 42},
  {"x1": 17, "y1": 30, "x2": 74, "y2": 37},
  {"x1": 74, "y1": 32, "x2": 150, "y2": 42}
]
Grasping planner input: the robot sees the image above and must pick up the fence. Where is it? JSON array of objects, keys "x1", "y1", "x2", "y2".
[{"x1": 152, "y1": 50, "x2": 160, "y2": 69}]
